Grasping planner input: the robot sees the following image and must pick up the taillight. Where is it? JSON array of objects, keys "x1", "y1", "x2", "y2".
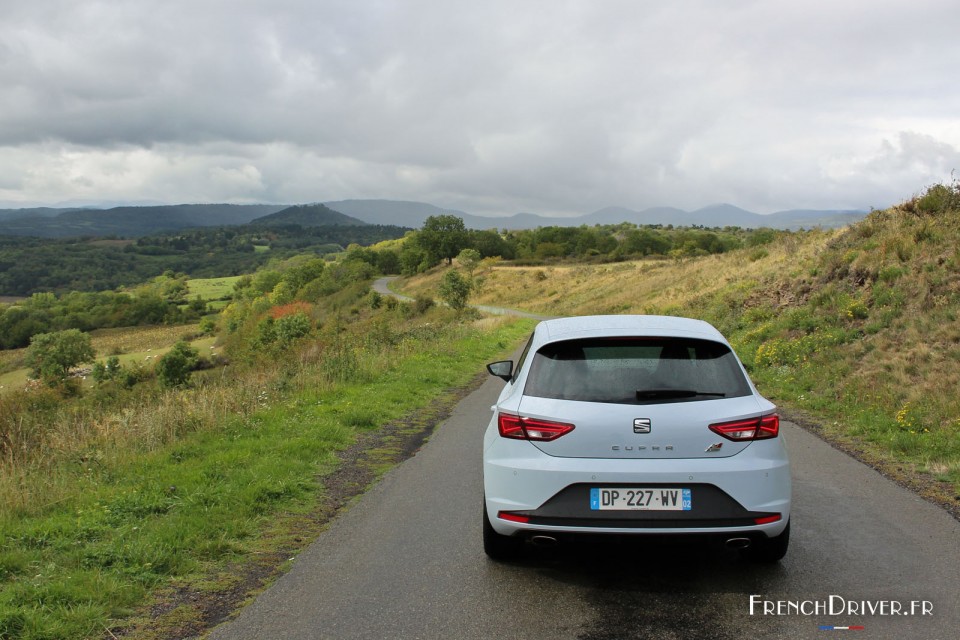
[
  {"x1": 709, "y1": 414, "x2": 779, "y2": 441},
  {"x1": 498, "y1": 511, "x2": 530, "y2": 523},
  {"x1": 754, "y1": 514, "x2": 782, "y2": 525},
  {"x1": 497, "y1": 413, "x2": 575, "y2": 441}
]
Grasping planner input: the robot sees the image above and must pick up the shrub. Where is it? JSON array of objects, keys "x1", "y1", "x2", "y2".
[
  {"x1": 438, "y1": 270, "x2": 473, "y2": 311},
  {"x1": 274, "y1": 313, "x2": 312, "y2": 346},
  {"x1": 155, "y1": 341, "x2": 199, "y2": 388},
  {"x1": 269, "y1": 302, "x2": 313, "y2": 320},
  {"x1": 92, "y1": 356, "x2": 123, "y2": 384},
  {"x1": 414, "y1": 295, "x2": 435, "y2": 315},
  {"x1": 916, "y1": 183, "x2": 960, "y2": 215}
]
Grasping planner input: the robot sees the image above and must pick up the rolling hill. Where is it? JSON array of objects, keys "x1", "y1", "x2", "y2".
[
  {"x1": 249, "y1": 203, "x2": 367, "y2": 227},
  {"x1": 0, "y1": 199, "x2": 867, "y2": 239},
  {"x1": 0, "y1": 204, "x2": 288, "y2": 238}
]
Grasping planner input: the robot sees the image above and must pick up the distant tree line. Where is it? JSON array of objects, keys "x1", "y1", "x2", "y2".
[
  {"x1": 0, "y1": 224, "x2": 410, "y2": 296},
  {"x1": 0, "y1": 276, "x2": 206, "y2": 349},
  {"x1": 364, "y1": 214, "x2": 781, "y2": 275}
]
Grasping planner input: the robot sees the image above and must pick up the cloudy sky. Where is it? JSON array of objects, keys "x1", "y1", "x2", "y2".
[{"x1": 1, "y1": 0, "x2": 958, "y2": 216}]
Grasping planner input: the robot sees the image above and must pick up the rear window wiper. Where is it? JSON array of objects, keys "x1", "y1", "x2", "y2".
[{"x1": 635, "y1": 389, "x2": 727, "y2": 400}]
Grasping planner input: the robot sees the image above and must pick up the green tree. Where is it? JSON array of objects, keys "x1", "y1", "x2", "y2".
[
  {"x1": 438, "y1": 270, "x2": 473, "y2": 312},
  {"x1": 456, "y1": 248, "x2": 482, "y2": 278},
  {"x1": 417, "y1": 215, "x2": 469, "y2": 266},
  {"x1": 155, "y1": 341, "x2": 199, "y2": 388},
  {"x1": 92, "y1": 356, "x2": 123, "y2": 384},
  {"x1": 25, "y1": 329, "x2": 95, "y2": 385}
]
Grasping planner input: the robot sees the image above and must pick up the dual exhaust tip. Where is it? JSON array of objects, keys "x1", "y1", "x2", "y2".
[{"x1": 529, "y1": 535, "x2": 752, "y2": 549}]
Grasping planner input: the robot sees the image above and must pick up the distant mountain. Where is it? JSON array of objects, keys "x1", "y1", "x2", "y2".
[
  {"x1": 0, "y1": 207, "x2": 82, "y2": 222},
  {"x1": 250, "y1": 203, "x2": 367, "y2": 227},
  {"x1": 326, "y1": 199, "x2": 866, "y2": 230},
  {"x1": 0, "y1": 204, "x2": 288, "y2": 238},
  {"x1": 0, "y1": 199, "x2": 867, "y2": 239}
]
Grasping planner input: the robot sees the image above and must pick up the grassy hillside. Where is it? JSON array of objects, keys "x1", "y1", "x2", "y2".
[
  {"x1": 398, "y1": 184, "x2": 960, "y2": 501},
  {"x1": 0, "y1": 250, "x2": 532, "y2": 639}
]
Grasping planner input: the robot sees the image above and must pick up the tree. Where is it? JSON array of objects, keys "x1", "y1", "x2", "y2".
[
  {"x1": 25, "y1": 329, "x2": 95, "y2": 385},
  {"x1": 417, "y1": 215, "x2": 469, "y2": 266},
  {"x1": 155, "y1": 341, "x2": 199, "y2": 388},
  {"x1": 456, "y1": 248, "x2": 482, "y2": 278},
  {"x1": 438, "y1": 270, "x2": 473, "y2": 312}
]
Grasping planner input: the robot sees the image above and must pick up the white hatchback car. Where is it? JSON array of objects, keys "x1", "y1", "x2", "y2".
[{"x1": 483, "y1": 315, "x2": 791, "y2": 562}]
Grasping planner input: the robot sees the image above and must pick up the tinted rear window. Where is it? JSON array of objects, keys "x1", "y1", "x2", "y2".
[{"x1": 523, "y1": 337, "x2": 751, "y2": 404}]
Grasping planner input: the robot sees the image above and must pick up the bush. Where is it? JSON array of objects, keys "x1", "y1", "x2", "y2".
[
  {"x1": 155, "y1": 341, "x2": 199, "y2": 388},
  {"x1": 274, "y1": 313, "x2": 311, "y2": 346},
  {"x1": 438, "y1": 270, "x2": 473, "y2": 311},
  {"x1": 92, "y1": 356, "x2": 123, "y2": 384},
  {"x1": 414, "y1": 295, "x2": 435, "y2": 315}
]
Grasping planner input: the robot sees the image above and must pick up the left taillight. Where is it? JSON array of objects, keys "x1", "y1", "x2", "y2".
[
  {"x1": 497, "y1": 413, "x2": 575, "y2": 441},
  {"x1": 709, "y1": 413, "x2": 779, "y2": 441}
]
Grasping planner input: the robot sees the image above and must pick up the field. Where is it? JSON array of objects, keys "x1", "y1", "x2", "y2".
[
  {"x1": 0, "y1": 324, "x2": 215, "y2": 394},
  {"x1": 186, "y1": 276, "x2": 244, "y2": 301}
]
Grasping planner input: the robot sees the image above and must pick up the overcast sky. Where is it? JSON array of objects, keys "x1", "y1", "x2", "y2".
[{"x1": 1, "y1": 0, "x2": 958, "y2": 216}]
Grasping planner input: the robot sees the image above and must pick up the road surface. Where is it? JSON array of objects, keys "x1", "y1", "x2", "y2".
[
  {"x1": 372, "y1": 276, "x2": 551, "y2": 319},
  {"x1": 210, "y1": 370, "x2": 960, "y2": 639}
]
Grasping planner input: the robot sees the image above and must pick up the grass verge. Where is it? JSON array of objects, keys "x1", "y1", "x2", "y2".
[{"x1": 0, "y1": 316, "x2": 534, "y2": 640}]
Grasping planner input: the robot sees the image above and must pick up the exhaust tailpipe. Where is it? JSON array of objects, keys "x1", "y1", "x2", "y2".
[
  {"x1": 530, "y1": 535, "x2": 559, "y2": 548},
  {"x1": 725, "y1": 537, "x2": 752, "y2": 550}
]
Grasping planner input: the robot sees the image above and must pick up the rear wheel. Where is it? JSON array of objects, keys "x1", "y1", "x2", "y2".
[
  {"x1": 483, "y1": 503, "x2": 524, "y2": 561},
  {"x1": 741, "y1": 521, "x2": 790, "y2": 563}
]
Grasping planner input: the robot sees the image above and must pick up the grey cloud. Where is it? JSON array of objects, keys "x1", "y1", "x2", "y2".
[{"x1": 0, "y1": 0, "x2": 958, "y2": 214}]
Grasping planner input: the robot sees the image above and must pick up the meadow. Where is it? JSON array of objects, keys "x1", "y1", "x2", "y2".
[
  {"x1": 0, "y1": 287, "x2": 531, "y2": 638},
  {"x1": 0, "y1": 324, "x2": 215, "y2": 395}
]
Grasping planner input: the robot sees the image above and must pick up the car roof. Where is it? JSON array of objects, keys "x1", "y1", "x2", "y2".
[{"x1": 536, "y1": 315, "x2": 726, "y2": 343}]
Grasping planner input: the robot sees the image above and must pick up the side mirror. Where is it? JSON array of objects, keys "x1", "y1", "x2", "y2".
[{"x1": 486, "y1": 360, "x2": 514, "y2": 382}]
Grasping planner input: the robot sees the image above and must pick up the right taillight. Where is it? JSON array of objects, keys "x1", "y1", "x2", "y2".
[
  {"x1": 497, "y1": 413, "x2": 575, "y2": 441},
  {"x1": 709, "y1": 414, "x2": 779, "y2": 441}
]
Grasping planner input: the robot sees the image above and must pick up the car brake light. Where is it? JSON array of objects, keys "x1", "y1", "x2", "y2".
[
  {"x1": 709, "y1": 414, "x2": 779, "y2": 441},
  {"x1": 498, "y1": 511, "x2": 530, "y2": 523},
  {"x1": 754, "y1": 514, "x2": 782, "y2": 525},
  {"x1": 497, "y1": 413, "x2": 575, "y2": 441}
]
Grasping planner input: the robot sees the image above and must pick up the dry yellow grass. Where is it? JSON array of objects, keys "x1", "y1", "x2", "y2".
[{"x1": 399, "y1": 229, "x2": 838, "y2": 317}]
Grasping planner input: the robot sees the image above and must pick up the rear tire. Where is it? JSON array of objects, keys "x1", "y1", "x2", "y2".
[
  {"x1": 483, "y1": 503, "x2": 524, "y2": 561},
  {"x1": 741, "y1": 521, "x2": 790, "y2": 563}
]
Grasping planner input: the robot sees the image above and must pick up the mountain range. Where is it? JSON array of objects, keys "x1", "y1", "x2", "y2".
[{"x1": 0, "y1": 199, "x2": 866, "y2": 238}]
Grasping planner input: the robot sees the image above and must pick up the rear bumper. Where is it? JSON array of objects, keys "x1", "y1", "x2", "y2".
[{"x1": 483, "y1": 437, "x2": 790, "y2": 538}]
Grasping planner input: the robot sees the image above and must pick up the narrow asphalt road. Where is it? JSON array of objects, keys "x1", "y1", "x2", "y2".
[
  {"x1": 209, "y1": 368, "x2": 960, "y2": 639},
  {"x1": 372, "y1": 276, "x2": 552, "y2": 320}
]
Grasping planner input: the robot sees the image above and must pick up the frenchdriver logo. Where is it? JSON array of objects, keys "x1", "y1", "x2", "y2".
[{"x1": 749, "y1": 594, "x2": 933, "y2": 632}]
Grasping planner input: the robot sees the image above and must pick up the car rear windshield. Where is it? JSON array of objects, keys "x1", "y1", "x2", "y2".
[{"x1": 523, "y1": 337, "x2": 752, "y2": 404}]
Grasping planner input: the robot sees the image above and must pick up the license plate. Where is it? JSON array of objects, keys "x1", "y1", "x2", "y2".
[{"x1": 590, "y1": 487, "x2": 692, "y2": 511}]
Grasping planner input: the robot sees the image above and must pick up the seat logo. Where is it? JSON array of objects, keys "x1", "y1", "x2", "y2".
[{"x1": 633, "y1": 418, "x2": 652, "y2": 434}]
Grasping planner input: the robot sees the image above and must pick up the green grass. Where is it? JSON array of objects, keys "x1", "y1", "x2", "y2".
[
  {"x1": 185, "y1": 276, "x2": 244, "y2": 301},
  {"x1": 0, "y1": 316, "x2": 533, "y2": 639}
]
